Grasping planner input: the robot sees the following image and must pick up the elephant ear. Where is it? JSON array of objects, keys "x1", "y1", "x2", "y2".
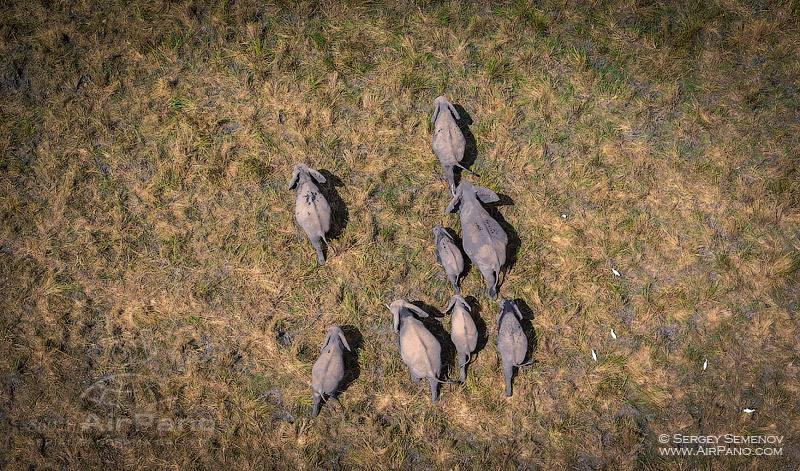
[
  {"x1": 444, "y1": 185, "x2": 463, "y2": 213},
  {"x1": 459, "y1": 296, "x2": 471, "y2": 312},
  {"x1": 337, "y1": 330, "x2": 351, "y2": 351},
  {"x1": 307, "y1": 167, "x2": 326, "y2": 184},
  {"x1": 431, "y1": 103, "x2": 441, "y2": 125},
  {"x1": 392, "y1": 308, "x2": 400, "y2": 333},
  {"x1": 445, "y1": 297, "x2": 456, "y2": 314},
  {"x1": 512, "y1": 302, "x2": 523, "y2": 320},
  {"x1": 320, "y1": 331, "x2": 333, "y2": 352},
  {"x1": 447, "y1": 102, "x2": 460, "y2": 120},
  {"x1": 475, "y1": 186, "x2": 500, "y2": 204},
  {"x1": 402, "y1": 301, "x2": 429, "y2": 319},
  {"x1": 287, "y1": 165, "x2": 303, "y2": 190}
]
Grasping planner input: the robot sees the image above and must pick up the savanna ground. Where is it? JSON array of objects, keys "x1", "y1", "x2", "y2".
[{"x1": 1, "y1": 0, "x2": 799, "y2": 469}]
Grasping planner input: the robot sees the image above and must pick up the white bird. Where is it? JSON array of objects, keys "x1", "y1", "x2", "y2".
[
  {"x1": 610, "y1": 329, "x2": 617, "y2": 340},
  {"x1": 561, "y1": 214, "x2": 567, "y2": 219},
  {"x1": 591, "y1": 349, "x2": 597, "y2": 362},
  {"x1": 611, "y1": 268, "x2": 621, "y2": 277},
  {"x1": 743, "y1": 408, "x2": 755, "y2": 414},
  {"x1": 703, "y1": 359, "x2": 708, "y2": 371}
]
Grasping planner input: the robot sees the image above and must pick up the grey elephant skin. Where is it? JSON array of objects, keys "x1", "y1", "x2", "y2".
[
  {"x1": 311, "y1": 325, "x2": 351, "y2": 416},
  {"x1": 288, "y1": 163, "x2": 331, "y2": 263},
  {"x1": 445, "y1": 295, "x2": 478, "y2": 383},
  {"x1": 434, "y1": 225, "x2": 465, "y2": 294},
  {"x1": 431, "y1": 96, "x2": 469, "y2": 194},
  {"x1": 388, "y1": 300, "x2": 444, "y2": 402},
  {"x1": 445, "y1": 181, "x2": 508, "y2": 299},
  {"x1": 496, "y1": 300, "x2": 528, "y2": 397}
]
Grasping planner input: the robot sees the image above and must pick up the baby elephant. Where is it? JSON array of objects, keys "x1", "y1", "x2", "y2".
[
  {"x1": 445, "y1": 295, "x2": 478, "y2": 383},
  {"x1": 445, "y1": 181, "x2": 508, "y2": 299},
  {"x1": 431, "y1": 96, "x2": 474, "y2": 194},
  {"x1": 388, "y1": 300, "x2": 446, "y2": 402},
  {"x1": 288, "y1": 163, "x2": 331, "y2": 264},
  {"x1": 434, "y1": 225, "x2": 465, "y2": 294},
  {"x1": 497, "y1": 299, "x2": 529, "y2": 397},
  {"x1": 311, "y1": 325, "x2": 351, "y2": 416}
]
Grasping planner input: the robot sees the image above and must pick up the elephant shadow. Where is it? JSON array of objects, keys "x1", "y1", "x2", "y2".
[
  {"x1": 317, "y1": 170, "x2": 349, "y2": 256},
  {"x1": 337, "y1": 325, "x2": 363, "y2": 396}
]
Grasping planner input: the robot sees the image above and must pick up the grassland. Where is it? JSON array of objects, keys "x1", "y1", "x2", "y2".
[{"x1": 1, "y1": 0, "x2": 799, "y2": 469}]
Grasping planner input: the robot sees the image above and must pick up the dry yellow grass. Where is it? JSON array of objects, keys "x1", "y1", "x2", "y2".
[{"x1": 1, "y1": 0, "x2": 799, "y2": 469}]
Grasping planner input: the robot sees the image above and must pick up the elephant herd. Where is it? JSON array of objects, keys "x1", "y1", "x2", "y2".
[{"x1": 288, "y1": 97, "x2": 533, "y2": 416}]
